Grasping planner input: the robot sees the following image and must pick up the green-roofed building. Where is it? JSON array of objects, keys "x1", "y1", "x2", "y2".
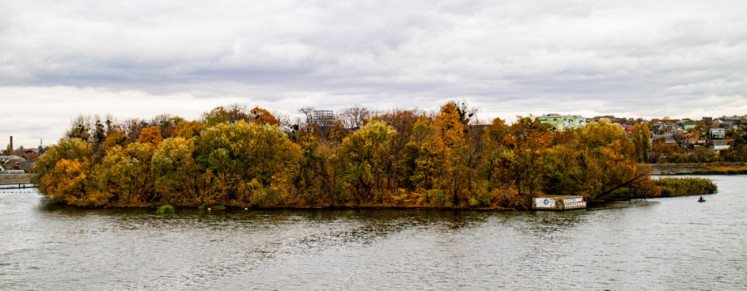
[
  {"x1": 682, "y1": 121, "x2": 697, "y2": 131},
  {"x1": 539, "y1": 114, "x2": 587, "y2": 131}
]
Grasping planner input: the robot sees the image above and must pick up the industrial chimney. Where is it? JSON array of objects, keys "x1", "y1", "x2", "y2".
[{"x1": 9, "y1": 136, "x2": 12, "y2": 154}]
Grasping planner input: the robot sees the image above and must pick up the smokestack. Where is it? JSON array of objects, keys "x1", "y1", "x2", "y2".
[{"x1": 9, "y1": 136, "x2": 12, "y2": 154}]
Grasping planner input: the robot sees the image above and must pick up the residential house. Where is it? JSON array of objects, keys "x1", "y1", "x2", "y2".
[
  {"x1": 19, "y1": 162, "x2": 34, "y2": 171},
  {"x1": 653, "y1": 131, "x2": 675, "y2": 142},
  {"x1": 682, "y1": 121, "x2": 697, "y2": 131},
  {"x1": 23, "y1": 149, "x2": 38, "y2": 160},
  {"x1": 709, "y1": 128, "x2": 726, "y2": 139},
  {"x1": 0, "y1": 155, "x2": 25, "y2": 170},
  {"x1": 0, "y1": 155, "x2": 24, "y2": 164},
  {"x1": 625, "y1": 125, "x2": 634, "y2": 135},
  {"x1": 685, "y1": 135, "x2": 699, "y2": 145},
  {"x1": 712, "y1": 139, "x2": 730, "y2": 151}
]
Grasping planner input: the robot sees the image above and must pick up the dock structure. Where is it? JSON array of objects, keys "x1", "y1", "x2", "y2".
[
  {"x1": 0, "y1": 183, "x2": 36, "y2": 189},
  {"x1": 532, "y1": 195, "x2": 587, "y2": 210}
]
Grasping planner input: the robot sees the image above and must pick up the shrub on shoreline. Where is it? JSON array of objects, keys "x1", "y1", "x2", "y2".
[
  {"x1": 687, "y1": 167, "x2": 747, "y2": 175},
  {"x1": 155, "y1": 204, "x2": 175, "y2": 214},
  {"x1": 655, "y1": 177, "x2": 717, "y2": 197}
]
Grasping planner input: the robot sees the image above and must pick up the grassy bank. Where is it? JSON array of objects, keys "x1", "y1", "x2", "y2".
[
  {"x1": 648, "y1": 162, "x2": 747, "y2": 175},
  {"x1": 0, "y1": 173, "x2": 34, "y2": 185},
  {"x1": 654, "y1": 177, "x2": 717, "y2": 197},
  {"x1": 687, "y1": 167, "x2": 747, "y2": 175}
]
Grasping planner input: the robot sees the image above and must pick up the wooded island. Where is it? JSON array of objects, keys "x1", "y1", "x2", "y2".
[{"x1": 33, "y1": 102, "x2": 713, "y2": 209}]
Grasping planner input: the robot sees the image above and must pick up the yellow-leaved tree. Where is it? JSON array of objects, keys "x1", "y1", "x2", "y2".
[
  {"x1": 407, "y1": 116, "x2": 448, "y2": 193},
  {"x1": 507, "y1": 117, "x2": 552, "y2": 207},
  {"x1": 336, "y1": 120, "x2": 396, "y2": 204},
  {"x1": 92, "y1": 142, "x2": 156, "y2": 206},
  {"x1": 434, "y1": 102, "x2": 469, "y2": 206},
  {"x1": 578, "y1": 120, "x2": 658, "y2": 202},
  {"x1": 151, "y1": 137, "x2": 200, "y2": 206},
  {"x1": 33, "y1": 138, "x2": 110, "y2": 207}
]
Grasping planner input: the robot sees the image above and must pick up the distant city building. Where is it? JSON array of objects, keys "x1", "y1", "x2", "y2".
[
  {"x1": 313, "y1": 110, "x2": 335, "y2": 127},
  {"x1": 538, "y1": 114, "x2": 587, "y2": 131}
]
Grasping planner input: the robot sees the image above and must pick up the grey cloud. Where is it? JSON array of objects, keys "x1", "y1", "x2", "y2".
[{"x1": 1, "y1": 0, "x2": 746, "y2": 148}]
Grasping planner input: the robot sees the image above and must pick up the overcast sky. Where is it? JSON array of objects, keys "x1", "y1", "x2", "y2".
[{"x1": 1, "y1": 0, "x2": 746, "y2": 149}]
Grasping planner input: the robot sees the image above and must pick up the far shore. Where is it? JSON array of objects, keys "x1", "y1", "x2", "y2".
[
  {"x1": 647, "y1": 162, "x2": 747, "y2": 175},
  {"x1": 0, "y1": 173, "x2": 34, "y2": 185}
]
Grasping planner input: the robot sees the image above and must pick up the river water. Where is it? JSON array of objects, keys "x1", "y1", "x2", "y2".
[{"x1": 1, "y1": 176, "x2": 745, "y2": 290}]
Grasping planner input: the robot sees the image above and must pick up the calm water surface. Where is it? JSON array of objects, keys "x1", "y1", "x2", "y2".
[{"x1": 1, "y1": 176, "x2": 745, "y2": 290}]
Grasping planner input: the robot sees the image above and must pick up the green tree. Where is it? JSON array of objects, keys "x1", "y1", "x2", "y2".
[
  {"x1": 336, "y1": 121, "x2": 396, "y2": 204},
  {"x1": 201, "y1": 104, "x2": 251, "y2": 127},
  {"x1": 194, "y1": 121, "x2": 301, "y2": 206},
  {"x1": 631, "y1": 122, "x2": 651, "y2": 162},
  {"x1": 93, "y1": 142, "x2": 156, "y2": 206},
  {"x1": 151, "y1": 137, "x2": 200, "y2": 205},
  {"x1": 578, "y1": 121, "x2": 656, "y2": 202},
  {"x1": 543, "y1": 137, "x2": 591, "y2": 196}
]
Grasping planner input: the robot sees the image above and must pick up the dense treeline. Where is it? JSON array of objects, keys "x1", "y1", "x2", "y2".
[{"x1": 34, "y1": 102, "x2": 662, "y2": 209}]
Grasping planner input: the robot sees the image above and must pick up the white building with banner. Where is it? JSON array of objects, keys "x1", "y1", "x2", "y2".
[{"x1": 532, "y1": 196, "x2": 587, "y2": 210}]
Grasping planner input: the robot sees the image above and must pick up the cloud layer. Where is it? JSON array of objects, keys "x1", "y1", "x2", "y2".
[{"x1": 1, "y1": 0, "x2": 746, "y2": 148}]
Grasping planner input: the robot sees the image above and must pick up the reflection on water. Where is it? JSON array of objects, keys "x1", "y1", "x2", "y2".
[{"x1": 1, "y1": 176, "x2": 746, "y2": 290}]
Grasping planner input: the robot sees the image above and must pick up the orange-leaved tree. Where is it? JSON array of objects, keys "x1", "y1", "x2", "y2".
[
  {"x1": 434, "y1": 102, "x2": 470, "y2": 206},
  {"x1": 250, "y1": 107, "x2": 280, "y2": 126},
  {"x1": 136, "y1": 126, "x2": 163, "y2": 146}
]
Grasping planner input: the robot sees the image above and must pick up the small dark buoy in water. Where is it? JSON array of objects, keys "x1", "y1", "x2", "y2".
[{"x1": 698, "y1": 196, "x2": 706, "y2": 202}]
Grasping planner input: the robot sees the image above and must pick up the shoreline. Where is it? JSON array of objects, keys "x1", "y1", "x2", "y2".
[{"x1": 646, "y1": 162, "x2": 747, "y2": 175}]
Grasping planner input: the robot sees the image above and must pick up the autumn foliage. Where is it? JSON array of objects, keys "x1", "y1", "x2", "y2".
[{"x1": 34, "y1": 102, "x2": 661, "y2": 209}]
